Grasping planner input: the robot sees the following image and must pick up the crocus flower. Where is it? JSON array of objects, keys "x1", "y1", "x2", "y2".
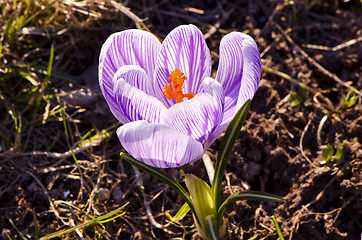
[{"x1": 99, "y1": 24, "x2": 261, "y2": 168}]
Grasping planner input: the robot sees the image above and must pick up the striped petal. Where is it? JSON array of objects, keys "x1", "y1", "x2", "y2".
[
  {"x1": 117, "y1": 120, "x2": 204, "y2": 168},
  {"x1": 203, "y1": 112, "x2": 231, "y2": 150},
  {"x1": 202, "y1": 77, "x2": 225, "y2": 122},
  {"x1": 99, "y1": 29, "x2": 161, "y2": 102},
  {"x1": 112, "y1": 70, "x2": 167, "y2": 124},
  {"x1": 205, "y1": 33, "x2": 261, "y2": 150},
  {"x1": 113, "y1": 65, "x2": 155, "y2": 96},
  {"x1": 154, "y1": 25, "x2": 212, "y2": 107},
  {"x1": 162, "y1": 89, "x2": 223, "y2": 145},
  {"x1": 215, "y1": 32, "x2": 261, "y2": 128},
  {"x1": 235, "y1": 34, "x2": 262, "y2": 110}
]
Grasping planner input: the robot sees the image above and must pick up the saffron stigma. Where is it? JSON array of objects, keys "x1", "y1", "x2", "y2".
[{"x1": 163, "y1": 69, "x2": 195, "y2": 103}]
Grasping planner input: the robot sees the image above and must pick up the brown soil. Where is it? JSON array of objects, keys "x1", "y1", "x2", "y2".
[{"x1": 0, "y1": 0, "x2": 361, "y2": 239}]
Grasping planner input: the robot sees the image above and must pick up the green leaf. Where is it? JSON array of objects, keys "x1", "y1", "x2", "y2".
[
  {"x1": 166, "y1": 202, "x2": 190, "y2": 222},
  {"x1": 212, "y1": 99, "x2": 251, "y2": 209},
  {"x1": 120, "y1": 153, "x2": 200, "y2": 224},
  {"x1": 206, "y1": 215, "x2": 221, "y2": 240},
  {"x1": 321, "y1": 144, "x2": 334, "y2": 162},
  {"x1": 185, "y1": 174, "x2": 219, "y2": 240},
  {"x1": 19, "y1": 71, "x2": 39, "y2": 86},
  {"x1": 217, "y1": 191, "x2": 285, "y2": 225},
  {"x1": 342, "y1": 91, "x2": 357, "y2": 109},
  {"x1": 287, "y1": 92, "x2": 304, "y2": 107},
  {"x1": 334, "y1": 142, "x2": 346, "y2": 162},
  {"x1": 185, "y1": 174, "x2": 216, "y2": 222}
]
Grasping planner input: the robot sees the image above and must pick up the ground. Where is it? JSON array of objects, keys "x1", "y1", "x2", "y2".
[{"x1": 0, "y1": 0, "x2": 361, "y2": 239}]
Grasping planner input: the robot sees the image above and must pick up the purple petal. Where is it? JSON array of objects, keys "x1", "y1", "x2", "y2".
[
  {"x1": 99, "y1": 29, "x2": 161, "y2": 101},
  {"x1": 117, "y1": 120, "x2": 204, "y2": 168},
  {"x1": 215, "y1": 32, "x2": 261, "y2": 128},
  {"x1": 202, "y1": 77, "x2": 225, "y2": 121},
  {"x1": 235, "y1": 34, "x2": 262, "y2": 110},
  {"x1": 162, "y1": 91, "x2": 223, "y2": 145},
  {"x1": 113, "y1": 65, "x2": 155, "y2": 96},
  {"x1": 203, "y1": 111, "x2": 232, "y2": 150},
  {"x1": 111, "y1": 70, "x2": 167, "y2": 124},
  {"x1": 205, "y1": 33, "x2": 261, "y2": 150},
  {"x1": 154, "y1": 25, "x2": 212, "y2": 107},
  {"x1": 200, "y1": 77, "x2": 226, "y2": 149}
]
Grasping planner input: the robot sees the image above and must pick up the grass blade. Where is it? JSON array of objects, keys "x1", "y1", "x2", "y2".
[
  {"x1": 248, "y1": 235, "x2": 258, "y2": 240},
  {"x1": 14, "y1": 1, "x2": 56, "y2": 32},
  {"x1": 1, "y1": 14, "x2": 15, "y2": 44},
  {"x1": 47, "y1": 44, "x2": 54, "y2": 79},
  {"x1": 7, "y1": 218, "x2": 28, "y2": 240},
  {"x1": 39, "y1": 203, "x2": 128, "y2": 240},
  {"x1": 272, "y1": 215, "x2": 285, "y2": 240},
  {"x1": 30, "y1": 65, "x2": 81, "y2": 84}
]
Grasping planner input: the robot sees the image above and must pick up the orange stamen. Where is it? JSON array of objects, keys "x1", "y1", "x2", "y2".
[{"x1": 163, "y1": 69, "x2": 195, "y2": 103}]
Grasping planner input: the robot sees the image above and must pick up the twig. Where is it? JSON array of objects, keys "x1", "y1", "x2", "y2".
[
  {"x1": 138, "y1": 0, "x2": 168, "y2": 15},
  {"x1": 302, "y1": 35, "x2": 362, "y2": 52},
  {"x1": 132, "y1": 166, "x2": 174, "y2": 234},
  {"x1": 260, "y1": 2, "x2": 286, "y2": 35},
  {"x1": 156, "y1": 10, "x2": 199, "y2": 23},
  {"x1": 317, "y1": 115, "x2": 329, "y2": 147},
  {"x1": 224, "y1": 172, "x2": 233, "y2": 196},
  {"x1": 299, "y1": 118, "x2": 317, "y2": 167},
  {"x1": 63, "y1": 0, "x2": 101, "y2": 18},
  {"x1": 26, "y1": 171, "x2": 67, "y2": 226},
  {"x1": 263, "y1": 65, "x2": 335, "y2": 111},
  {"x1": 0, "y1": 174, "x2": 22, "y2": 200},
  {"x1": 260, "y1": 40, "x2": 278, "y2": 58},
  {"x1": 103, "y1": 0, "x2": 149, "y2": 31},
  {"x1": 7, "y1": 218, "x2": 28, "y2": 240},
  {"x1": 204, "y1": 8, "x2": 234, "y2": 39},
  {"x1": 288, "y1": 159, "x2": 352, "y2": 240},
  {"x1": 4, "y1": 131, "x2": 111, "y2": 159},
  {"x1": 309, "y1": 168, "x2": 344, "y2": 206},
  {"x1": 274, "y1": 23, "x2": 362, "y2": 97},
  {"x1": 202, "y1": 153, "x2": 214, "y2": 184}
]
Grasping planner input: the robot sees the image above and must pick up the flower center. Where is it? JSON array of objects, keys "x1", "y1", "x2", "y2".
[{"x1": 163, "y1": 69, "x2": 195, "y2": 103}]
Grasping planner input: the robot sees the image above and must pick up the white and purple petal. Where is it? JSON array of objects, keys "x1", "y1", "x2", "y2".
[
  {"x1": 99, "y1": 29, "x2": 161, "y2": 101},
  {"x1": 154, "y1": 25, "x2": 212, "y2": 107},
  {"x1": 162, "y1": 92, "x2": 223, "y2": 145},
  {"x1": 205, "y1": 33, "x2": 261, "y2": 149},
  {"x1": 202, "y1": 77, "x2": 225, "y2": 123},
  {"x1": 113, "y1": 65, "x2": 155, "y2": 96},
  {"x1": 235, "y1": 34, "x2": 262, "y2": 110},
  {"x1": 117, "y1": 120, "x2": 204, "y2": 168},
  {"x1": 215, "y1": 32, "x2": 243, "y2": 114},
  {"x1": 112, "y1": 71, "x2": 167, "y2": 124},
  {"x1": 215, "y1": 32, "x2": 261, "y2": 129}
]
